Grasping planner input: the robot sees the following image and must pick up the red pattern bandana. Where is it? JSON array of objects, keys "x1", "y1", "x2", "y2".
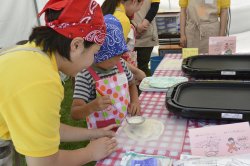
[{"x1": 38, "y1": 0, "x2": 106, "y2": 45}]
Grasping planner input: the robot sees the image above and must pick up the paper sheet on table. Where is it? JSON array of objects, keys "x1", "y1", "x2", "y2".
[
  {"x1": 173, "y1": 153, "x2": 250, "y2": 166},
  {"x1": 189, "y1": 122, "x2": 250, "y2": 157},
  {"x1": 182, "y1": 48, "x2": 199, "y2": 59},
  {"x1": 157, "y1": 58, "x2": 183, "y2": 70},
  {"x1": 209, "y1": 36, "x2": 236, "y2": 55}
]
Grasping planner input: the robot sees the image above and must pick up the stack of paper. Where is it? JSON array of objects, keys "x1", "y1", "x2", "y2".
[
  {"x1": 173, "y1": 154, "x2": 250, "y2": 166},
  {"x1": 189, "y1": 122, "x2": 250, "y2": 157},
  {"x1": 175, "y1": 122, "x2": 250, "y2": 166}
]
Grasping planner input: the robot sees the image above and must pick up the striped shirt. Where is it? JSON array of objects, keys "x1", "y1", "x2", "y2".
[{"x1": 73, "y1": 58, "x2": 133, "y2": 103}]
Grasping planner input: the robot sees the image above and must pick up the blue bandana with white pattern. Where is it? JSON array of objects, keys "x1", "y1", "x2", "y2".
[{"x1": 94, "y1": 14, "x2": 128, "y2": 63}]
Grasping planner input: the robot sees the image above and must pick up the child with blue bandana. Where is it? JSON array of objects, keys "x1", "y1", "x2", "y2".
[{"x1": 71, "y1": 14, "x2": 141, "y2": 130}]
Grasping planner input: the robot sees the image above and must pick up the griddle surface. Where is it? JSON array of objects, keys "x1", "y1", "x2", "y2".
[
  {"x1": 176, "y1": 84, "x2": 250, "y2": 110},
  {"x1": 189, "y1": 56, "x2": 250, "y2": 70}
]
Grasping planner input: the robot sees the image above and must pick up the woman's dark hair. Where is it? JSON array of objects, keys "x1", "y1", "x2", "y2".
[
  {"x1": 29, "y1": 9, "x2": 94, "y2": 61},
  {"x1": 16, "y1": 40, "x2": 29, "y2": 45},
  {"x1": 101, "y1": 0, "x2": 122, "y2": 15}
]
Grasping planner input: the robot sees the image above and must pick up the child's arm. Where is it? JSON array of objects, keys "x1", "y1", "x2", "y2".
[
  {"x1": 128, "y1": 79, "x2": 141, "y2": 116},
  {"x1": 126, "y1": 61, "x2": 146, "y2": 82},
  {"x1": 219, "y1": 8, "x2": 229, "y2": 36},
  {"x1": 180, "y1": 7, "x2": 187, "y2": 47},
  {"x1": 121, "y1": 58, "x2": 141, "y2": 115},
  {"x1": 71, "y1": 96, "x2": 112, "y2": 120}
]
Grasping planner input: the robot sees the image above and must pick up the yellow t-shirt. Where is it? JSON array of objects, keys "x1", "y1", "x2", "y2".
[
  {"x1": 151, "y1": 0, "x2": 160, "y2": 2},
  {"x1": 114, "y1": 4, "x2": 131, "y2": 41},
  {"x1": 179, "y1": 0, "x2": 230, "y2": 14},
  {"x1": 0, "y1": 42, "x2": 63, "y2": 157}
]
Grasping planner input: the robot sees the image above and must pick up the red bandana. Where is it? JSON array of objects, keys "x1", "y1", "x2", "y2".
[{"x1": 38, "y1": 0, "x2": 106, "y2": 45}]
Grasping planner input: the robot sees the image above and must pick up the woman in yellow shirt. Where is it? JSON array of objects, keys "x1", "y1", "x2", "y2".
[
  {"x1": 179, "y1": 0, "x2": 230, "y2": 53},
  {"x1": 0, "y1": 0, "x2": 117, "y2": 165}
]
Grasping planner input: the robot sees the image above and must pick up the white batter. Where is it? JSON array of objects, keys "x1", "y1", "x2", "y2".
[{"x1": 124, "y1": 118, "x2": 164, "y2": 141}]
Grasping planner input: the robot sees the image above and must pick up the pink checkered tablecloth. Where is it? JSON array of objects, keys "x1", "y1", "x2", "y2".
[{"x1": 96, "y1": 54, "x2": 224, "y2": 166}]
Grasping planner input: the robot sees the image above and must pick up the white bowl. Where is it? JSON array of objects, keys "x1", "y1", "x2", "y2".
[{"x1": 126, "y1": 116, "x2": 145, "y2": 126}]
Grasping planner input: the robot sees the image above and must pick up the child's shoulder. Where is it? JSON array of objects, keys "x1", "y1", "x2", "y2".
[
  {"x1": 120, "y1": 57, "x2": 125, "y2": 64},
  {"x1": 119, "y1": 58, "x2": 128, "y2": 68},
  {"x1": 119, "y1": 58, "x2": 132, "y2": 74},
  {"x1": 76, "y1": 68, "x2": 92, "y2": 79}
]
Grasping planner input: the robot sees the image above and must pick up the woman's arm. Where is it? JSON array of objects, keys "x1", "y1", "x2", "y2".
[
  {"x1": 25, "y1": 123, "x2": 117, "y2": 166},
  {"x1": 26, "y1": 136, "x2": 117, "y2": 166},
  {"x1": 180, "y1": 7, "x2": 187, "y2": 47},
  {"x1": 219, "y1": 8, "x2": 229, "y2": 36},
  {"x1": 136, "y1": 2, "x2": 160, "y2": 34},
  {"x1": 145, "y1": 2, "x2": 160, "y2": 23},
  {"x1": 59, "y1": 123, "x2": 116, "y2": 142}
]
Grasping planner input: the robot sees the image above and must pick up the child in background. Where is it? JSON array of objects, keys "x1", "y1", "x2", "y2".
[
  {"x1": 71, "y1": 14, "x2": 141, "y2": 129},
  {"x1": 122, "y1": 25, "x2": 137, "y2": 68},
  {"x1": 101, "y1": 0, "x2": 146, "y2": 84}
]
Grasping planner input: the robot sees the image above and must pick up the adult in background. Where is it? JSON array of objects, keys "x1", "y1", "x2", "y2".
[
  {"x1": 179, "y1": 0, "x2": 230, "y2": 53},
  {"x1": 133, "y1": 0, "x2": 160, "y2": 76}
]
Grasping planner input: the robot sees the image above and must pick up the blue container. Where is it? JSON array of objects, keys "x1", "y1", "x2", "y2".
[{"x1": 150, "y1": 56, "x2": 164, "y2": 75}]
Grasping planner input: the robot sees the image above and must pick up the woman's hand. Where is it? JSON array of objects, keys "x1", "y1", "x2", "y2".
[
  {"x1": 136, "y1": 23, "x2": 146, "y2": 35},
  {"x1": 137, "y1": 19, "x2": 150, "y2": 36},
  {"x1": 86, "y1": 137, "x2": 117, "y2": 161},
  {"x1": 142, "y1": 19, "x2": 150, "y2": 29},
  {"x1": 180, "y1": 35, "x2": 187, "y2": 48}
]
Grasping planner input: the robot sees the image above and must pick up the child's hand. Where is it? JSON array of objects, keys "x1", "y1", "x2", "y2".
[
  {"x1": 86, "y1": 137, "x2": 117, "y2": 161},
  {"x1": 128, "y1": 102, "x2": 141, "y2": 116},
  {"x1": 94, "y1": 95, "x2": 112, "y2": 112}
]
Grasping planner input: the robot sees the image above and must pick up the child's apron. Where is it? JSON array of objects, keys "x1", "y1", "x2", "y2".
[
  {"x1": 185, "y1": 0, "x2": 220, "y2": 53},
  {"x1": 86, "y1": 61, "x2": 130, "y2": 129}
]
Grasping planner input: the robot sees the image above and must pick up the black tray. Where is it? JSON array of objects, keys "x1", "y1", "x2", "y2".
[
  {"x1": 166, "y1": 81, "x2": 250, "y2": 121},
  {"x1": 182, "y1": 55, "x2": 250, "y2": 79}
]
